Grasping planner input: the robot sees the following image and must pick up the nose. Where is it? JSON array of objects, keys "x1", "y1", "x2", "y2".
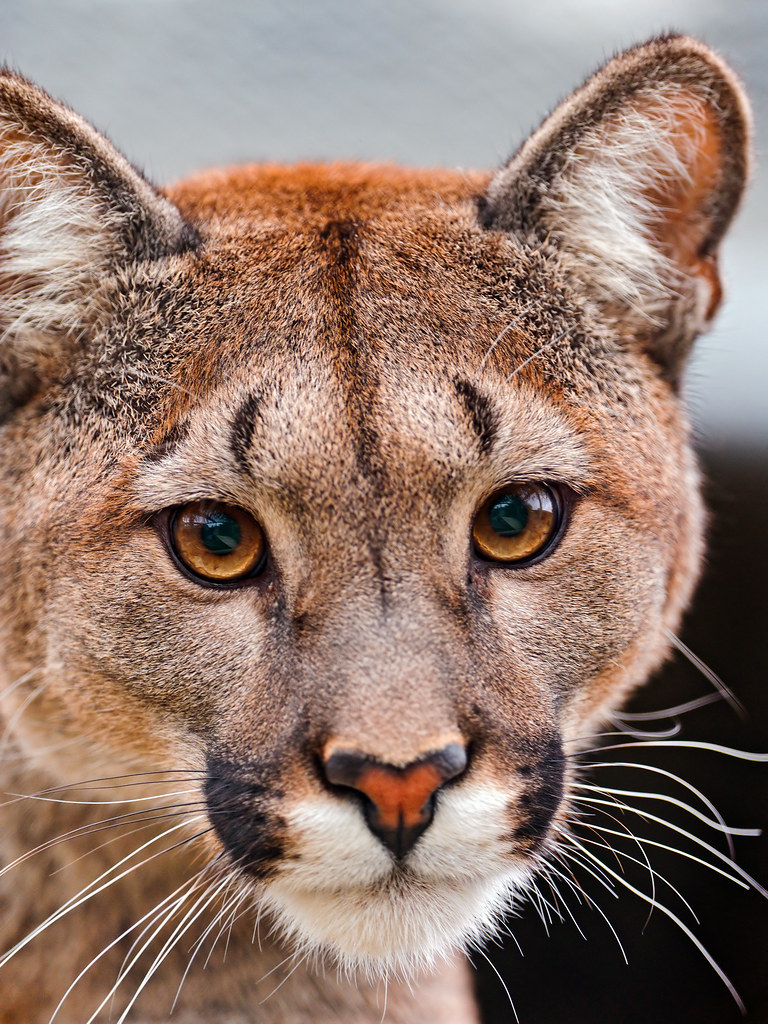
[{"x1": 322, "y1": 742, "x2": 467, "y2": 858}]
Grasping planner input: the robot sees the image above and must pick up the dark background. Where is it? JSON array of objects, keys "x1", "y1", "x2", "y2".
[{"x1": 2, "y1": 3, "x2": 765, "y2": 1021}]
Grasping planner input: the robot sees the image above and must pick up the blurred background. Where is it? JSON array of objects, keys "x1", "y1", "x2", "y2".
[{"x1": 2, "y1": 2, "x2": 765, "y2": 1021}]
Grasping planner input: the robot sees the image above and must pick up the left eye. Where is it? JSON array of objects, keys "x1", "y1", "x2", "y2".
[
  {"x1": 472, "y1": 483, "x2": 562, "y2": 564},
  {"x1": 169, "y1": 501, "x2": 267, "y2": 584}
]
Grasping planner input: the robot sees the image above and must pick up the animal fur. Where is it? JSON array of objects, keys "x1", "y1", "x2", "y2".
[{"x1": 0, "y1": 35, "x2": 751, "y2": 1023}]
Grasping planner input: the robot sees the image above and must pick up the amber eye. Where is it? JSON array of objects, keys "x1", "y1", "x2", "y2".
[
  {"x1": 170, "y1": 501, "x2": 266, "y2": 583},
  {"x1": 472, "y1": 484, "x2": 562, "y2": 564}
]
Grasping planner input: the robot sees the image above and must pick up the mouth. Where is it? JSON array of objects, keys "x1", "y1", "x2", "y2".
[
  {"x1": 205, "y1": 782, "x2": 546, "y2": 976},
  {"x1": 203, "y1": 744, "x2": 564, "y2": 976}
]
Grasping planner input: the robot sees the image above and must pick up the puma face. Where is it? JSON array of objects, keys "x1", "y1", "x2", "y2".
[{"x1": 0, "y1": 34, "x2": 750, "y2": 998}]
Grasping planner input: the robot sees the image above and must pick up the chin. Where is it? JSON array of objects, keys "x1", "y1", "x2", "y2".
[{"x1": 250, "y1": 785, "x2": 540, "y2": 978}]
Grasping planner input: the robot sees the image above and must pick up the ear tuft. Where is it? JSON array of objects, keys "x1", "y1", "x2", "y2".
[
  {"x1": 482, "y1": 36, "x2": 751, "y2": 378},
  {"x1": 0, "y1": 71, "x2": 195, "y2": 365}
]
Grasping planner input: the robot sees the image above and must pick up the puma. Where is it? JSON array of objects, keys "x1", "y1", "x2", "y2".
[{"x1": 0, "y1": 34, "x2": 753, "y2": 1023}]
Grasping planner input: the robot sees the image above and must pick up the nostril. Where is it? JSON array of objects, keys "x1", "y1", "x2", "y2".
[{"x1": 322, "y1": 742, "x2": 468, "y2": 858}]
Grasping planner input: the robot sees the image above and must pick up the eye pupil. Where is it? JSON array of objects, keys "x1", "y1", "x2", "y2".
[
  {"x1": 201, "y1": 513, "x2": 241, "y2": 555},
  {"x1": 488, "y1": 494, "x2": 528, "y2": 537}
]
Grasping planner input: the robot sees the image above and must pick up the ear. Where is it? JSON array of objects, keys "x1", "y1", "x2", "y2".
[
  {"x1": 480, "y1": 36, "x2": 751, "y2": 381},
  {"x1": 0, "y1": 70, "x2": 196, "y2": 416}
]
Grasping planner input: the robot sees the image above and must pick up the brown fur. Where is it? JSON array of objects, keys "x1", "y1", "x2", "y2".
[{"x1": 0, "y1": 36, "x2": 751, "y2": 1023}]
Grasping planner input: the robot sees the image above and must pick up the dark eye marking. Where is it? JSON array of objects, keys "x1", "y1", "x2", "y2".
[
  {"x1": 230, "y1": 389, "x2": 265, "y2": 472},
  {"x1": 454, "y1": 378, "x2": 497, "y2": 453}
]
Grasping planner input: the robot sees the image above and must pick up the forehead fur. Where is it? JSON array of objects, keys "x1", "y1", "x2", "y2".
[
  {"x1": 55, "y1": 161, "x2": 685, "y2": 540},
  {"x1": 163, "y1": 162, "x2": 492, "y2": 227},
  {"x1": 88, "y1": 163, "x2": 656, "y2": 440}
]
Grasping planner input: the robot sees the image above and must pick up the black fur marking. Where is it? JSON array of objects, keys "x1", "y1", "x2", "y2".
[
  {"x1": 317, "y1": 219, "x2": 385, "y2": 485},
  {"x1": 205, "y1": 754, "x2": 286, "y2": 879},
  {"x1": 511, "y1": 733, "x2": 565, "y2": 844},
  {"x1": 454, "y1": 378, "x2": 497, "y2": 453},
  {"x1": 320, "y1": 219, "x2": 360, "y2": 266},
  {"x1": 368, "y1": 539, "x2": 389, "y2": 612},
  {"x1": 320, "y1": 220, "x2": 383, "y2": 482},
  {"x1": 230, "y1": 390, "x2": 264, "y2": 473}
]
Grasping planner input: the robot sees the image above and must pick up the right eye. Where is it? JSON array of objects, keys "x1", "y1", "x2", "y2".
[{"x1": 169, "y1": 500, "x2": 266, "y2": 584}]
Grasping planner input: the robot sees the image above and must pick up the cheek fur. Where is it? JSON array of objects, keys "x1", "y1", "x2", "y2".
[{"x1": 483, "y1": 511, "x2": 670, "y2": 708}]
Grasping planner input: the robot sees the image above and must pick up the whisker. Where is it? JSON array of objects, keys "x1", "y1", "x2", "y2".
[
  {"x1": 1, "y1": 769, "x2": 207, "y2": 801},
  {"x1": 573, "y1": 823, "x2": 698, "y2": 922},
  {"x1": 474, "y1": 304, "x2": 534, "y2": 376},
  {"x1": 536, "y1": 864, "x2": 585, "y2": 938},
  {"x1": 51, "y1": 805, "x2": 209, "y2": 875},
  {"x1": 572, "y1": 797, "x2": 660, "y2": 924},
  {"x1": 121, "y1": 366, "x2": 197, "y2": 399},
  {"x1": 208, "y1": 886, "x2": 250, "y2": 967},
  {"x1": 574, "y1": 771, "x2": 758, "y2": 855},
  {"x1": 254, "y1": 944, "x2": 310, "y2": 988},
  {"x1": 0, "y1": 801, "x2": 207, "y2": 880},
  {"x1": 378, "y1": 973, "x2": 388, "y2": 1024},
  {"x1": 562, "y1": 831, "x2": 746, "y2": 1012},
  {"x1": 526, "y1": 880, "x2": 548, "y2": 932},
  {"x1": 190, "y1": 875, "x2": 243, "y2": 971},
  {"x1": 574, "y1": 818, "x2": 745, "y2": 898},
  {"x1": 259, "y1": 950, "x2": 309, "y2": 1006},
  {"x1": 111, "y1": 872, "x2": 231, "y2": 1024},
  {"x1": 3, "y1": 787, "x2": 200, "y2": 807},
  {"x1": 0, "y1": 735, "x2": 85, "y2": 763},
  {"x1": 545, "y1": 856, "x2": 627, "y2": 961},
  {"x1": 607, "y1": 720, "x2": 683, "y2": 741},
  {"x1": 0, "y1": 683, "x2": 46, "y2": 755},
  {"x1": 571, "y1": 796, "x2": 759, "y2": 892},
  {"x1": 612, "y1": 692, "x2": 724, "y2": 723},
  {"x1": 91, "y1": 864, "x2": 227, "y2": 1024},
  {"x1": 563, "y1": 728, "x2": 680, "y2": 748},
  {"x1": 581, "y1": 740, "x2": 768, "y2": 762},
  {"x1": 170, "y1": 877, "x2": 250, "y2": 1013},
  {"x1": 505, "y1": 328, "x2": 572, "y2": 383},
  {"x1": 0, "y1": 819, "x2": 210, "y2": 969},
  {"x1": 665, "y1": 630, "x2": 744, "y2": 716},
  {"x1": 0, "y1": 667, "x2": 42, "y2": 702},
  {"x1": 494, "y1": 917, "x2": 524, "y2": 957},
  {"x1": 47, "y1": 872, "x2": 205, "y2": 1023},
  {"x1": 471, "y1": 945, "x2": 519, "y2": 1024},
  {"x1": 549, "y1": 830, "x2": 620, "y2": 900}
]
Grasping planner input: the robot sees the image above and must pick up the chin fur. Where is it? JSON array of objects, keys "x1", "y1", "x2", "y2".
[
  {"x1": 241, "y1": 785, "x2": 536, "y2": 979},
  {"x1": 259, "y1": 867, "x2": 528, "y2": 979}
]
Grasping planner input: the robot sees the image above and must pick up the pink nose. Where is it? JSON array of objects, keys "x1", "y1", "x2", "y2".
[{"x1": 323, "y1": 743, "x2": 467, "y2": 858}]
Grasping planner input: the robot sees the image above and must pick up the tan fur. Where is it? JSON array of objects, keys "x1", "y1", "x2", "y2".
[{"x1": 0, "y1": 37, "x2": 751, "y2": 1023}]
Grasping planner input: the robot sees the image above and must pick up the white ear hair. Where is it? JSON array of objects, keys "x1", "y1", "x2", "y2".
[
  {"x1": 0, "y1": 72, "x2": 193, "y2": 361},
  {"x1": 0, "y1": 127, "x2": 120, "y2": 352},
  {"x1": 483, "y1": 36, "x2": 751, "y2": 378},
  {"x1": 530, "y1": 91, "x2": 707, "y2": 323}
]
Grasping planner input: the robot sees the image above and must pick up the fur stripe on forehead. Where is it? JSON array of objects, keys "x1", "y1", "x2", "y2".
[{"x1": 131, "y1": 368, "x2": 593, "y2": 518}]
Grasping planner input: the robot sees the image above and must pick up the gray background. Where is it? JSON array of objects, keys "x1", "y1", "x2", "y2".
[{"x1": 1, "y1": 0, "x2": 766, "y2": 448}]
